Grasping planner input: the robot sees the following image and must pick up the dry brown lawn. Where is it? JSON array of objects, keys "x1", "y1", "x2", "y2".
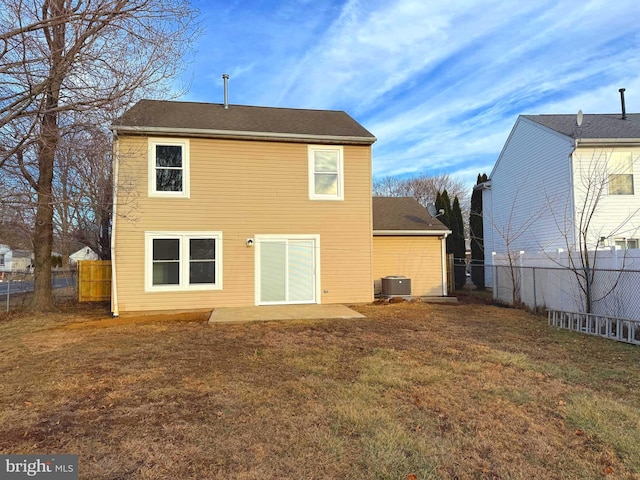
[{"x1": 2, "y1": 300, "x2": 640, "y2": 479}]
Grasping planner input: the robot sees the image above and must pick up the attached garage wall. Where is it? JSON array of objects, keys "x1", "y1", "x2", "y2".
[{"x1": 373, "y1": 235, "x2": 445, "y2": 297}]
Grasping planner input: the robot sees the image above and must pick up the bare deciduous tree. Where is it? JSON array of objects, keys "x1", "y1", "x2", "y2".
[
  {"x1": 373, "y1": 173, "x2": 469, "y2": 210},
  {"x1": 547, "y1": 148, "x2": 640, "y2": 313},
  {"x1": 55, "y1": 121, "x2": 114, "y2": 260},
  {"x1": 0, "y1": 0, "x2": 199, "y2": 309},
  {"x1": 487, "y1": 189, "x2": 545, "y2": 306}
]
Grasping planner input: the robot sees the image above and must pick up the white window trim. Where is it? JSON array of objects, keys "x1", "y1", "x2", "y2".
[
  {"x1": 148, "y1": 138, "x2": 190, "y2": 198},
  {"x1": 145, "y1": 231, "x2": 222, "y2": 292},
  {"x1": 308, "y1": 145, "x2": 344, "y2": 201}
]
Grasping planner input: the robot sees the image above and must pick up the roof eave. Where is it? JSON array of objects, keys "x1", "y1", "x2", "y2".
[
  {"x1": 473, "y1": 180, "x2": 491, "y2": 191},
  {"x1": 576, "y1": 138, "x2": 640, "y2": 147},
  {"x1": 111, "y1": 125, "x2": 377, "y2": 145}
]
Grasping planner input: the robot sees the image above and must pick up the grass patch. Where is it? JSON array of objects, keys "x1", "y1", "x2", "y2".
[
  {"x1": 2, "y1": 302, "x2": 640, "y2": 478},
  {"x1": 566, "y1": 392, "x2": 640, "y2": 472}
]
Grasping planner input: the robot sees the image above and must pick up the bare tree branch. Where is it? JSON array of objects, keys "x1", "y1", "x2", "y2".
[{"x1": 0, "y1": 0, "x2": 200, "y2": 309}]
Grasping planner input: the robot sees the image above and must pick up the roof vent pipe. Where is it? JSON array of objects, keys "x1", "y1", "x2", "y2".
[
  {"x1": 619, "y1": 88, "x2": 626, "y2": 119},
  {"x1": 222, "y1": 73, "x2": 229, "y2": 109}
]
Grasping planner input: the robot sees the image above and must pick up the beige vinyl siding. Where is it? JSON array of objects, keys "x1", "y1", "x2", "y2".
[
  {"x1": 373, "y1": 236, "x2": 444, "y2": 296},
  {"x1": 114, "y1": 136, "x2": 373, "y2": 312}
]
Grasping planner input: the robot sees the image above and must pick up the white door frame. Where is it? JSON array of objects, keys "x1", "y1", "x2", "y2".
[{"x1": 254, "y1": 234, "x2": 321, "y2": 305}]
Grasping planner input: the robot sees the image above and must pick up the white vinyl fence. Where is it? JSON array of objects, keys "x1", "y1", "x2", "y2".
[{"x1": 489, "y1": 248, "x2": 640, "y2": 322}]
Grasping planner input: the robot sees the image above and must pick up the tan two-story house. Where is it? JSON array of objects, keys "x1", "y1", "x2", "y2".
[{"x1": 110, "y1": 100, "x2": 376, "y2": 314}]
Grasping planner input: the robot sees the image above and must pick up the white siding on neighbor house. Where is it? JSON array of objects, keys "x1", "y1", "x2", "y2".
[
  {"x1": 572, "y1": 146, "x2": 640, "y2": 248},
  {"x1": 484, "y1": 117, "x2": 576, "y2": 280}
]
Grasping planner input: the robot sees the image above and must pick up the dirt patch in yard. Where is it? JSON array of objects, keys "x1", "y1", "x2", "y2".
[
  {"x1": 2, "y1": 301, "x2": 640, "y2": 479},
  {"x1": 63, "y1": 309, "x2": 211, "y2": 329}
]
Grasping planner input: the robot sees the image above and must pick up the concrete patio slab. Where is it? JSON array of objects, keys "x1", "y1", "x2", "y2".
[{"x1": 208, "y1": 304, "x2": 365, "y2": 324}]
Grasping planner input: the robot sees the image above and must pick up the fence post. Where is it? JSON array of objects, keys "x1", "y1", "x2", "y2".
[
  {"x1": 6, "y1": 279, "x2": 10, "y2": 313},
  {"x1": 492, "y1": 252, "x2": 497, "y2": 302},
  {"x1": 532, "y1": 267, "x2": 537, "y2": 313},
  {"x1": 585, "y1": 265, "x2": 592, "y2": 314}
]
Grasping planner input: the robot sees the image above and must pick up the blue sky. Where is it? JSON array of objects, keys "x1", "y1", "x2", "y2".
[{"x1": 180, "y1": 0, "x2": 640, "y2": 187}]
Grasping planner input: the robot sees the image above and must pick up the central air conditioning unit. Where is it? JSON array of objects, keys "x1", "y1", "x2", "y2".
[{"x1": 381, "y1": 276, "x2": 411, "y2": 296}]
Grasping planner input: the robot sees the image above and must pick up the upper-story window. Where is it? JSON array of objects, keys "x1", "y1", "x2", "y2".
[
  {"x1": 149, "y1": 138, "x2": 190, "y2": 198},
  {"x1": 608, "y1": 152, "x2": 634, "y2": 195},
  {"x1": 308, "y1": 145, "x2": 344, "y2": 200}
]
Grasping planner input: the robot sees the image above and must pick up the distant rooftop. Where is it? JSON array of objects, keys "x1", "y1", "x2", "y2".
[
  {"x1": 523, "y1": 113, "x2": 640, "y2": 140},
  {"x1": 113, "y1": 100, "x2": 376, "y2": 145}
]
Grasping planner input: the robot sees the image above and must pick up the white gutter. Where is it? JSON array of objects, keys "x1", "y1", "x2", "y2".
[
  {"x1": 575, "y1": 138, "x2": 640, "y2": 146},
  {"x1": 110, "y1": 136, "x2": 120, "y2": 317},
  {"x1": 112, "y1": 125, "x2": 376, "y2": 145},
  {"x1": 373, "y1": 229, "x2": 452, "y2": 236}
]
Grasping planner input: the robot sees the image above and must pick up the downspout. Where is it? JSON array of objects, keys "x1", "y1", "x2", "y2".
[
  {"x1": 110, "y1": 133, "x2": 120, "y2": 317},
  {"x1": 441, "y1": 233, "x2": 449, "y2": 296}
]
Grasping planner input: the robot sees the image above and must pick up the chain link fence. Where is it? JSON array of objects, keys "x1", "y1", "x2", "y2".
[
  {"x1": 0, "y1": 269, "x2": 77, "y2": 312},
  {"x1": 491, "y1": 263, "x2": 640, "y2": 321}
]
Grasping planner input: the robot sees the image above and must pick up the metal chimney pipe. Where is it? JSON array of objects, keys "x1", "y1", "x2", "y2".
[
  {"x1": 222, "y1": 74, "x2": 229, "y2": 109},
  {"x1": 619, "y1": 88, "x2": 626, "y2": 119}
]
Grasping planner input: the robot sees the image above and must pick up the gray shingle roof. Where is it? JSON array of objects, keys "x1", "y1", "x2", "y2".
[
  {"x1": 523, "y1": 113, "x2": 640, "y2": 139},
  {"x1": 113, "y1": 100, "x2": 376, "y2": 145},
  {"x1": 373, "y1": 197, "x2": 449, "y2": 233}
]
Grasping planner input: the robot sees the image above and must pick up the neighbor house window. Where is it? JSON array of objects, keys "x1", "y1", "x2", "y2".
[
  {"x1": 0, "y1": 254, "x2": 4, "y2": 266},
  {"x1": 149, "y1": 138, "x2": 190, "y2": 197},
  {"x1": 145, "y1": 232, "x2": 221, "y2": 291},
  {"x1": 614, "y1": 238, "x2": 638, "y2": 250},
  {"x1": 308, "y1": 145, "x2": 344, "y2": 200},
  {"x1": 608, "y1": 152, "x2": 634, "y2": 195}
]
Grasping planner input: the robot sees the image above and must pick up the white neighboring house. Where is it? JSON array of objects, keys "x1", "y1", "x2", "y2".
[
  {"x1": 480, "y1": 109, "x2": 640, "y2": 287},
  {"x1": 69, "y1": 247, "x2": 99, "y2": 266},
  {"x1": 0, "y1": 244, "x2": 33, "y2": 275},
  {"x1": 0, "y1": 244, "x2": 11, "y2": 274}
]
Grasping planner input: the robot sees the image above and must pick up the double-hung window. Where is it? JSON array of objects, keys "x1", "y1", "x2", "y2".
[
  {"x1": 149, "y1": 138, "x2": 190, "y2": 197},
  {"x1": 145, "y1": 232, "x2": 221, "y2": 291},
  {"x1": 608, "y1": 152, "x2": 634, "y2": 195},
  {"x1": 308, "y1": 145, "x2": 344, "y2": 200},
  {"x1": 614, "y1": 238, "x2": 638, "y2": 250}
]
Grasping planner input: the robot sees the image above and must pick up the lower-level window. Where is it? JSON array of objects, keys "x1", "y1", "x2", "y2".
[
  {"x1": 615, "y1": 238, "x2": 638, "y2": 250},
  {"x1": 145, "y1": 231, "x2": 222, "y2": 291}
]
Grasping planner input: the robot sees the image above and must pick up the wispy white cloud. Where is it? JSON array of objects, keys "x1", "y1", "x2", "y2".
[{"x1": 183, "y1": 0, "x2": 640, "y2": 187}]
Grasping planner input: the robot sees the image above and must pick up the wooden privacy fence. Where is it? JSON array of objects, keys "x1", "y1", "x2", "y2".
[
  {"x1": 446, "y1": 254, "x2": 455, "y2": 293},
  {"x1": 78, "y1": 260, "x2": 111, "y2": 302}
]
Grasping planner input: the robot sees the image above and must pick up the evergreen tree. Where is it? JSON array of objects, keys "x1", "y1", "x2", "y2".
[
  {"x1": 452, "y1": 196, "x2": 467, "y2": 289},
  {"x1": 436, "y1": 190, "x2": 466, "y2": 290},
  {"x1": 436, "y1": 190, "x2": 453, "y2": 253},
  {"x1": 470, "y1": 173, "x2": 488, "y2": 289}
]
